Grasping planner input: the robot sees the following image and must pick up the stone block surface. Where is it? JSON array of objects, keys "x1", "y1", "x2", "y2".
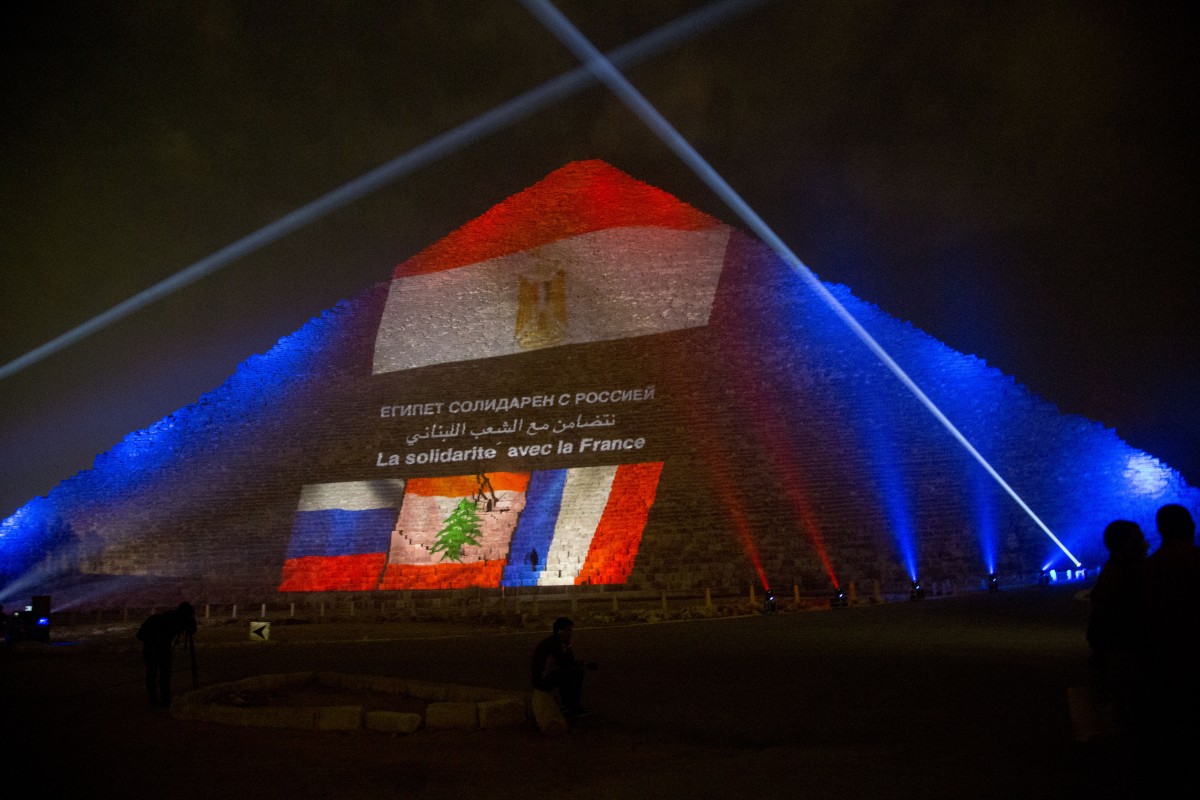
[
  {"x1": 314, "y1": 705, "x2": 364, "y2": 730},
  {"x1": 425, "y1": 701, "x2": 478, "y2": 730},
  {"x1": 478, "y1": 698, "x2": 528, "y2": 729},
  {"x1": 242, "y1": 706, "x2": 319, "y2": 729},
  {"x1": 531, "y1": 689, "x2": 567, "y2": 736},
  {"x1": 404, "y1": 680, "x2": 450, "y2": 701},
  {"x1": 365, "y1": 711, "x2": 422, "y2": 734}
]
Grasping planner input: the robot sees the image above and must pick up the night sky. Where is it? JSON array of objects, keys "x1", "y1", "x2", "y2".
[{"x1": 2, "y1": 1, "x2": 1196, "y2": 521}]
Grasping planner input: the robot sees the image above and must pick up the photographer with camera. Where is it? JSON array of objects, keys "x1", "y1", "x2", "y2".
[
  {"x1": 136, "y1": 601, "x2": 197, "y2": 709},
  {"x1": 531, "y1": 616, "x2": 597, "y2": 718}
]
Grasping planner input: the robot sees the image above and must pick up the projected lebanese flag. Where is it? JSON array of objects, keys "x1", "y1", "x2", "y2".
[
  {"x1": 372, "y1": 160, "x2": 731, "y2": 375},
  {"x1": 379, "y1": 472, "x2": 530, "y2": 590},
  {"x1": 278, "y1": 479, "x2": 406, "y2": 592}
]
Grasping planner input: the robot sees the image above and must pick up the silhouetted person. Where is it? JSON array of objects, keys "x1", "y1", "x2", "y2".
[
  {"x1": 1086, "y1": 520, "x2": 1150, "y2": 752},
  {"x1": 1143, "y1": 504, "x2": 1200, "y2": 781},
  {"x1": 527, "y1": 548, "x2": 539, "y2": 571},
  {"x1": 531, "y1": 616, "x2": 595, "y2": 717},
  {"x1": 137, "y1": 602, "x2": 197, "y2": 708},
  {"x1": 1146, "y1": 503, "x2": 1200, "y2": 660}
]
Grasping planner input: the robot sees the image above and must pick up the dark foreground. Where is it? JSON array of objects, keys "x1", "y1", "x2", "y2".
[{"x1": 0, "y1": 583, "x2": 1140, "y2": 799}]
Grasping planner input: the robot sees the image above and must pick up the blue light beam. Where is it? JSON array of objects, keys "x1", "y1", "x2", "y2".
[
  {"x1": 520, "y1": 0, "x2": 1081, "y2": 566},
  {"x1": 0, "y1": 0, "x2": 770, "y2": 384}
]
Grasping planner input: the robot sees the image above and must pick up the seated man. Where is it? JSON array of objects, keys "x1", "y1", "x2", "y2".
[{"x1": 531, "y1": 616, "x2": 595, "y2": 717}]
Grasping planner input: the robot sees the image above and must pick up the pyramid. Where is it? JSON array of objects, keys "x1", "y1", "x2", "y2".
[{"x1": 2, "y1": 161, "x2": 1196, "y2": 605}]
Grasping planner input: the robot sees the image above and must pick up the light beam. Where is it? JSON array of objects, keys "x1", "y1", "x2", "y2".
[
  {"x1": 521, "y1": 0, "x2": 1081, "y2": 566},
  {"x1": 0, "y1": 0, "x2": 770, "y2": 383}
]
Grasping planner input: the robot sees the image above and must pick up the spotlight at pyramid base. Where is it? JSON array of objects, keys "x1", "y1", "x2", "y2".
[
  {"x1": 5, "y1": 594, "x2": 51, "y2": 643},
  {"x1": 763, "y1": 589, "x2": 777, "y2": 614}
]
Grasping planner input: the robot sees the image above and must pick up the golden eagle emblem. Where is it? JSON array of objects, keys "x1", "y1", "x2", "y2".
[{"x1": 515, "y1": 256, "x2": 567, "y2": 350}]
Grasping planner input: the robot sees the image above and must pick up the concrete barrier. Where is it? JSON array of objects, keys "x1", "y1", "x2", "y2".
[
  {"x1": 365, "y1": 710, "x2": 422, "y2": 734},
  {"x1": 425, "y1": 701, "x2": 478, "y2": 730},
  {"x1": 478, "y1": 698, "x2": 527, "y2": 729},
  {"x1": 173, "y1": 672, "x2": 531, "y2": 734},
  {"x1": 531, "y1": 689, "x2": 567, "y2": 735}
]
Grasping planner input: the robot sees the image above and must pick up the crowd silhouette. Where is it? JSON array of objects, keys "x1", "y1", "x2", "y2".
[{"x1": 1086, "y1": 503, "x2": 1199, "y2": 794}]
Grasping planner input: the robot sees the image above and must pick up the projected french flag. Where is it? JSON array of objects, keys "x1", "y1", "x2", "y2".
[{"x1": 501, "y1": 462, "x2": 663, "y2": 587}]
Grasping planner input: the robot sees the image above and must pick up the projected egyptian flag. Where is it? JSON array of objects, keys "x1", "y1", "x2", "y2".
[
  {"x1": 501, "y1": 462, "x2": 663, "y2": 587},
  {"x1": 373, "y1": 161, "x2": 731, "y2": 374},
  {"x1": 379, "y1": 472, "x2": 530, "y2": 590},
  {"x1": 278, "y1": 480, "x2": 406, "y2": 592}
]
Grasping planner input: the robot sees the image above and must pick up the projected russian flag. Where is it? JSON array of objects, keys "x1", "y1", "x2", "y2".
[
  {"x1": 278, "y1": 480, "x2": 406, "y2": 592},
  {"x1": 278, "y1": 464, "x2": 663, "y2": 591}
]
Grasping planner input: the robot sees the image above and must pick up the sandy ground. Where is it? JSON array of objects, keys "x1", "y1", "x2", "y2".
[{"x1": 0, "y1": 584, "x2": 1142, "y2": 800}]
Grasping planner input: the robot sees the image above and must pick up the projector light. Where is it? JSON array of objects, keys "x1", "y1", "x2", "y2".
[{"x1": 763, "y1": 590, "x2": 777, "y2": 614}]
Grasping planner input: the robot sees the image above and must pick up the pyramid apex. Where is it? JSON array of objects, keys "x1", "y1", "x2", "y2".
[{"x1": 393, "y1": 160, "x2": 721, "y2": 278}]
